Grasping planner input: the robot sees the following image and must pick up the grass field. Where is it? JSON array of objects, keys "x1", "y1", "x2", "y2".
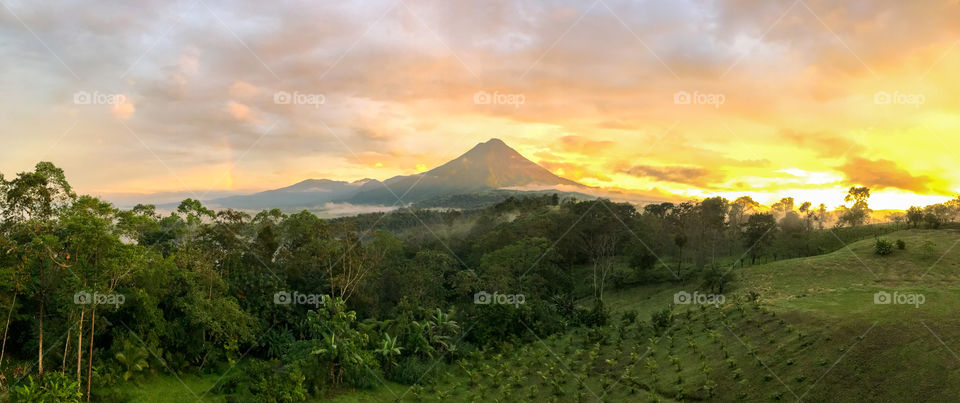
[{"x1": 114, "y1": 373, "x2": 222, "y2": 402}]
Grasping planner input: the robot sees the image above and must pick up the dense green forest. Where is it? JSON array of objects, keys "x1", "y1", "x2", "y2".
[{"x1": 1, "y1": 162, "x2": 959, "y2": 402}]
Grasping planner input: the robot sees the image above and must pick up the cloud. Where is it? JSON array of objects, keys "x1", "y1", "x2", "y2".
[
  {"x1": 112, "y1": 98, "x2": 135, "y2": 120},
  {"x1": 538, "y1": 160, "x2": 612, "y2": 182},
  {"x1": 554, "y1": 135, "x2": 616, "y2": 155},
  {"x1": 781, "y1": 129, "x2": 863, "y2": 158},
  {"x1": 837, "y1": 157, "x2": 939, "y2": 193},
  {"x1": 621, "y1": 164, "x2": 725, "y2": 187},
  {"x1": 229, "y1": 81, "x2": 259, "y2": 99},
  {"x1": 344, "y1": 149, "x2": 439, "y2": 172},
  {"x1": 226, "y1": 101, "x2": 252, "y2": 121},
  {"x1": 2, "y1": 0, "x2": 960, "y2": 204}
]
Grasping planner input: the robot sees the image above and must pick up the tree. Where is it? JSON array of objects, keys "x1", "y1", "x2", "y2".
[
  {"x1": 907, "y1": 206, "x2": 924, "y2": 228},
  {"x1": 703, "y1": 268, "x2": 733, "y2": 294},
  {"x1": 590, "y1": 233, "x2": 618, "y2": 301},
  {"x1": 291, "y1": 297, "x2": 375, "y2": 386},
  {"x1": 815, "y1": 203, "x2": 828, "y2": 230},
  {"x1": 698, "y1": 197, "x2": 729, "y2": 269},
  {"x1": 945, "y1": 196, "x2": 960, "y2": 223},
  {"x1": 731, "y1": 196, "x2": 760, "y2": 215},
  {"x1": 404, "y1": 250, "x2": 456, "y2": 308},
  {"x1": 481, "y1": 237, "x2": 561, "y2": 300},
  {"x1": 743, "y1": 214, "x2": 777, "y2": 264},
  {"x1": 845, "y1": 186, "x2": 871, "y2": 207},
  {"x1": 568, "y1": 200, "x2": 631, "y2": 302},
  {"x1": 924, "y1": 204, "x2": 949, "y2": 228},
  {"x1": 840, "y1": 187, "x2": 871, "y2": 227},
  {"x1": 325, "y1": 230, "x2": 392, "y2": 303},
  {"x1": 727, "y1": 197, "x2": 759, "y2": 253},
  {"x1": 924, "y1": 212, "x2": 944, "y2": 228},
  {"x1": 0, "y1": 162, "x2": 75, "y2": 377},
  {"x1": 770, "y1": 197, "x2": 795, "y2": 217},
  {"x1": 890, "y1": 213, "x2": 905, "y2": 229},
  {"x1": 799, "y1": 202, "x2": 814, "y2": 231},
  {"x1": 778, "y1": 211, "x2": 807, "y2": 258}
]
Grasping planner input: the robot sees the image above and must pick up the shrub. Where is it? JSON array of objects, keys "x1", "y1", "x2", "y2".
[
  {"x1": 895, "y1": 239, "x2": 906, "y2": 250},
  {"x1": 11, "y1": 373, "x2": 83, "y2": 403},
  {"x1": 389, "y1": 356, "x2": 439, "y2": 385},
  {"x1": 651, "y1": 308, "x2": 673, "y2": 331},
  {"x1": 576, "y1": 299, "x2": 609, "y2": 327},
  {"x1": 219, "y1": 360, "x2": 307, "y2": 402},
  {"x1": 874, "y1": 239, "x2": 894, "y2": 256}
]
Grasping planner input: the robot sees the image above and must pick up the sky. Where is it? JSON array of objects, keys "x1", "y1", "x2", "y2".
[{"x1": 1, "y1": 0, "x2": 959, "y2": 210}]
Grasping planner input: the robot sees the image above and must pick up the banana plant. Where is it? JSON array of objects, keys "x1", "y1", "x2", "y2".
[{"x1": 374, "y1": 333, "x2": 402, "y2": 371}]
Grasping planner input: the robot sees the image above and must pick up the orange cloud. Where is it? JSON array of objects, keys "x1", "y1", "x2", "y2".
[
  {"x1": 112, "y1": 97, "x2": 135, "y2": 120},
  {"x1": 537, "y1": 160, "x2": 612, "y2": 182},
  {"x1": 553, "y1": 135, "x2": 616, "y2": 155},
  {"x1": 837, "y1": 157, "x2": 939, "y2": 194},
  {"x1": 226, "y1": 101, "x2": 252, "y2": 121},
  {"x1": 229, "y1": 81, "x2": 259, "y2": 99},
  {"x1": 780, "y1": 130, "x2": 864, "y2": 158},
  {"x1": 621, "y1": 164, "x2": 725, "y2": 188}
]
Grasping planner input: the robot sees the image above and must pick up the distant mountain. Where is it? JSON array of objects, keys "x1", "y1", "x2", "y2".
[
  {"x1": 345, "y1": 138, "x2": 585, "y2": 205},
  {"x1": 207, "y1": 178, "x2": 373, "y2": 209},
  {"x1": 204, "y1": 138, "x2": 589, "y2": 211}
]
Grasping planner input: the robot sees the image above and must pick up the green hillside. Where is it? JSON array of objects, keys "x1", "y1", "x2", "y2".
[{"x1": 334, "y1": 229, "x2": 960, "y2": 402}]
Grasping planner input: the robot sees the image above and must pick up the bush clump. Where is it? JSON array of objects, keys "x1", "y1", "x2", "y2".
[
  {"x1": 651, "y1": 308, "x2": 673, "y2": 331},
  {"x1": 874, "y1": 239, "x2": 894, "y2": 256},
  {"x1": 895, "y1": 239, "x2": 906, "y2": 250},
  {"x1": 10, "y1": 373, "x2": 83, "y2": 403}
]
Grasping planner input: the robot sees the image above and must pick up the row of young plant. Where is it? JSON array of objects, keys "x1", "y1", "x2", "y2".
[{"x1": 408, "y1": 292, "x2": 866, "y2": 403}]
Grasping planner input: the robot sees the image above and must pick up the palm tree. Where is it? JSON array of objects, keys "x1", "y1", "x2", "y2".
[{"x1": 114, "y1": 341, "x2": 149, "y2": 382}]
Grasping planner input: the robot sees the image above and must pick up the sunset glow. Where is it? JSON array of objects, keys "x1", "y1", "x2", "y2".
[{"x1": 2, "y1": 0, "x2": 959, "y2": 209}]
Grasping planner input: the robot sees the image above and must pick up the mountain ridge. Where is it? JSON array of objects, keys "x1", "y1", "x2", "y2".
[
  {"x1": 207, "y1": 138, "x2": 588, "y2": 210},
  {"x1": 344, "y1": 138, "x2": 585, "y2": 205}
]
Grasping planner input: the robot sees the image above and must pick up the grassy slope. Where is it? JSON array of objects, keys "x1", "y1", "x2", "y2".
[
  {"x1": 117, "y1": 373, "x2": 222, "y2": 402},
  {"x1": 732, "y1": 229, "x2": 960, "y2": 401},
  {"x1": 592, "y1": 228, "x2": 960, "y2": 401},
  {"x1": 128, "y1": 229, "x2": 960, "y2": 402}
]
